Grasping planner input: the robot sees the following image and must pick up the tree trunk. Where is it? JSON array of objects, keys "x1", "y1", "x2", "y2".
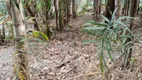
[
  {"x1": 93, "y1": 0, "x2": 99, "y2": 21},
  {"x1": 54, "y1": 0, "x2": 59, "y2": 30},
  {"x1": 58, "y1": 0, "x2": 65, "y2": 31},
  {"x1": 10, "y1": 0, "x2": 28, "y2": 79},
  {"x1": 124, "y1": 0, "x2": 130, "y2": 16},
  {"x1": 65, "y1": 0, "x2": 71, "y2": 23},
  {"x1": 99, "y1": 0, "x2": 101, "y2": 14},
  {"x1": 105, "y1": 0, "x2": 115, "y2": 20},
  {"x1": 45, "y1": 0, "x2": 51, "y2": 38},
  {"x1": 115, "y1": 0, "x2": 122, "y2": 18},
  {"x1": 72, "y1": 0, "x2": 77, "y2": 19},
  {"x1": 64, "y1": 0, "x2": 67, "y2": 25},
  {"x1": 0, "y1": 24, "x2": 5, "y2": 45},
  {"x1": 136, "y1": 0, "x2": 140, "y2": 14},
  {"x1": 67, "y1": 0, "x2": 71, "y2": 21},
  {"x1": 125, "y1": 0, "x2": 137, "y2": 67}
]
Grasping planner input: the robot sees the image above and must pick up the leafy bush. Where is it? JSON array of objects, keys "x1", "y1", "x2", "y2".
[{"x1": 82, "y1": 8, "x2": 133, "y2": 74}]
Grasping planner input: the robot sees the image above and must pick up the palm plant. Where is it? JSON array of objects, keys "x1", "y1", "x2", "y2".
[{"x1": 82, "y1": 8, "x2": 133, "y2": 74}]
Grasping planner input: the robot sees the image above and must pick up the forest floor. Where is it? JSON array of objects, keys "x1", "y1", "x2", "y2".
[
  {"x1": 0, "y1": 12, "x2": 142, "y2": 80},
  {"x1": 28, "y1": 12, "x2": 102, "y2": 80}
]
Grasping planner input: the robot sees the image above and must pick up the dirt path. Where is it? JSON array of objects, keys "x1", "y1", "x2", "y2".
[
  {"x1": 28, "y1": 13, "x2": 102, "y2": 80},
  {"x1": 0, "y1": 12, "x2": 99, "y2": 80},
  {"x1": 0, "y1": 47, "x2": 14, "y2": 80},
  {"x1": 28, "y1": 13, "x2": 142, "y2": 80}
]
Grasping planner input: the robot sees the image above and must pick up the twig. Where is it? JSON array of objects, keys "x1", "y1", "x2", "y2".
[
  {"x1": 55, "y1": 55, "x2": 78, "y2": 68},
  {"x1": 131, "y1": 32, "x2": 142, "y2": 45}
]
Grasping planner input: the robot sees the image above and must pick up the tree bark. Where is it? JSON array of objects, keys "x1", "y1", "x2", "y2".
[
  {"x1": 0, "y1": 24, "x2": 5, "y2": 45},
  {"x1": 65, "y1": 0, "x2": 71, "y2": 23},
  {"x1": 10, "y1": 0, "x2": 28, "y2": 79},
  {"x1": 93, "y1": 0, "x2": 100, "y2": 21},
  {"x1": 72, "y1": 0, "x2": 77, "y2": 19},
  {"x1": 44, "y1": 0, "x2": 51, "y2": 38},
  {"x1": 67, "y1": 0, "x2": 71, "y2": 21},
  {"x1": 54, "y1": 0, "x2": 59, "y2": 30},
  {"x1": 115, "y1": 0, "x2": 122, "y2": 18},
  {"x1": 105, "y1": 0, "x2": 115, "y2": 20},
  {"x1": 124, "y1": 0, "x2": 130, "y2": 16},
  {"x1": 136, "y1": 0, "x2": 140, "y2": 14},
  {"x1": 58, "y1": 0, "x2": 65, "y2": 31},
  {"x1": 125, "y1": 0, "x2": 137, "y2": 67}
]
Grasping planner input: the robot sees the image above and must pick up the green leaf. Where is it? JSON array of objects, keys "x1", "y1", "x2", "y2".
[
  {"x1": 105, "y1": 35, "x2": 114, "y2": 62},
  {"x1": 32, "y1": 30, "x2": 49, "y2": 41},
  {"x1": 113, "y1": 20, "x2": 127, "y2": 27},
  {"x1": 24, "y1": 17, "x2": 36, "y2": 23},
  {"x1": 0, "y1": 16, "x2": 6, "y2": 24},
  {"x1": 32, "y1": 31, "x2": 39, "y2": 38},
  {"x1": 111, "y1": 8, "x2": 118, "y2": 21},
  {"x1": 88, "y1": 21, "x2": 107, "y2": 27},
  {"x1": 82, "y1": 40, "x2": 97, "y2": 43},
  {"x1": 32, "y1": 38, "x2": 44, "y2": 43},
  {"x1": 46, "y1": 0, "x2": 52, "y2": 11},
  {"x1": 101, "y1": 15, "x2": 110, "y2": 23},
  {"x1": 82, "y1": 23, "x2": 93, "y2": 27},
  {"x1": 99, "y1": 53, "x2": 105, "y2": 75},
  {"x1": 83, "y1": 26, "x2": 105, "y2": 30},
  {"x1": 113, "y1": 33, "x2": 117, "y2": 41},
  {"x1": 19, "y1": 39, "x2": 26, "y2": 42},
  {"x1": 118, "y1": 16, "x2": 133, "y2": 20},
  {"x1": 40, "y1": 32, "x2": 49, "y2": 41}
]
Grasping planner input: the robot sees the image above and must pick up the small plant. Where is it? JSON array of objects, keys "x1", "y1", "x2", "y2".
[
  {"x1": 14, "y1": 30, "x2": 49, "y2": 80},
  {"x1": 82, "y1": 8, "x2": 133, "y2": 74}
]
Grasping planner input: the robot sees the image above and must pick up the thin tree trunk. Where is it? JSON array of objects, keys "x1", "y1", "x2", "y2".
[
  {"x1": 125, "y1": 0, "x2": 137, "y2": 67},
  {"x1": 0, "y1": 24, "x2": 5, "y2": 42},
  {"x1": 45, "y1": 0, "x2": 51, "y2": 38},
  {"x1": 2, "y1": 24, "x2": 5, "y2": 41},
  {"x1": 0, "y1": 24, "x2": 5, "y2": 45},
  {"x1": 124, "y1": 0, "x2": 130, "y2": 16},
  {"x1": 64, "y1": 0, "x2": 67, "y2": 25},
  {"x1": 93, "y1": 0, "x2": 99, "y2": 21},
  {"x1": 105, "y1": 0, "x2": 115, "y2": 20},
  {"x1": 58, "y1": 0, "x2": 65, "y2": 31},
  {"x1": 10, "y1": 0, "x2": 28, "y2": 79},
  {"x1": 99, "y1": 0, "x2": 101, "y2": 14},
  {"x1": 65, "y1": 0, "x2": 71, "y2": 23},
  {"x1": 115, "y1": 0, "x2": 122, "y2": 18},
  {"x1": 67, "y1": 0, "x2": 71, "y2": 21},
  {"x1": 54, "y1": 0, "x2": 59, "y2": 30},
  {"x1": 72, "y1": 0, "x2": 77, "y2": 19},
  {"x1": 136, "y1": 0, "x2": 140, "y2": 14}
]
